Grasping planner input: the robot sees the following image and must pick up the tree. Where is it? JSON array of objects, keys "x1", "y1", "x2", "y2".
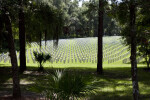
[
  {"x1": 81, "y1": 0, "x2": 121, "y2": 74},
  {"x1": 129, "y1": 0, "x2": 139, "y2": 99},
  {"x1": 81, "y1": 0, "x2": 105, "y2": 74},
  {"x1": 97, "y1": 0, "x2": 104, "y2": 74},
  {"x1": 111, "y1": 0, "x2": 140, "y2": 99},
  {"x1": 136, "y1": 0, "x2": 150, "y2": 69},
  {"x1": 25, "y1": 1, "x2": 64, "y2": 68},
  {"x1": 137, "y1": 32, "x2": 150, "y2": 69},
  {"x1": 19, "y1": 0, "x2": 26, "y2": 73},
  {"x1": 0, "y1": 5, "x2": 21, "y2": 97}
]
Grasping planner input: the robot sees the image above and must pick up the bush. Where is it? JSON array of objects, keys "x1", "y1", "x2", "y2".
[
  {"x1": 30, "y1": 69, "x2": 95, "y2": 100},
  {"x1": 33, "y1": 51, "x2": 51, "y2": 71}
]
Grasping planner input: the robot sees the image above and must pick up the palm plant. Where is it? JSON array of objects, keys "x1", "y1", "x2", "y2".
[
  {"x1": 30, "y1": 69, "x2": 95, "y2": 100},
  {"x1": 33, "y1": 51, "x2": 51, "y2": 71}
]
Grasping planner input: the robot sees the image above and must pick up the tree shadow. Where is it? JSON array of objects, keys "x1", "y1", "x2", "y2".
[
  {"x1": 0, "y1": 66, "x2": 150, "y2": 99},
  {"x1": 21, "y1": 67, "x2": 133, "y2": 99},
  {"x1": 0, "y1": 66, "x2": 12, "y2": 87},
  {"x1": 0, "y1": 66, "x2": 13, "y2": 96}
]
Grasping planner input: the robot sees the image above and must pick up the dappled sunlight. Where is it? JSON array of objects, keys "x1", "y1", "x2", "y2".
[
  {"x1": 0, "y1": 0, "x2": 149, "y2": 99},
  {"x1": 0, "y1": 66, "x2": 150, "y2": 99}
]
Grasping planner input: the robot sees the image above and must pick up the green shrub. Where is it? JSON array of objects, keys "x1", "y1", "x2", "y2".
[
  {"x1": 33, "y1": 51, "x2": 51, "y2": 71},
  {"x1": 30, "y1": 69, "x2": 95, "y2": 100}
]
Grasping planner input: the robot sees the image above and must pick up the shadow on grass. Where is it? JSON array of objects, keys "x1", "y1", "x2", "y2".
[
  {"x1": 21, "y1": 66, "x2": 150, "y2": 99},
  {"x1": 0, "y1": 66, "x2": 12, "y2": 92},
  {"x1": 0, "y1": 65, "x2": 150, "y2": 99}
]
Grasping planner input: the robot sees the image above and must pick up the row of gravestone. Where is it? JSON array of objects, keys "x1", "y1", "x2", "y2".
[
  {"x1": 0, "y1": 38, "x2": 126, "y2": 64},
  {"x1": 28, "y1": 40, "x2": 126, "y2": 64},
  {"x1": 122, "y1": 55, "x2": 145, "y2": 64},
  {"x1": 108, "y1": 51, "x2": 130, "y2": 63},
  {"x1": 104, "y1": 46, "x2": 129, "y2": 62},
  {"x1": 0, "y1": 51, "x2": 20, "y2": 63},
  {"x1": 24, "y1": 39, "x2": 119, "y2": 63},
  {"x1": 0, "y1": 46, "x2": 130, "y2": 64}
]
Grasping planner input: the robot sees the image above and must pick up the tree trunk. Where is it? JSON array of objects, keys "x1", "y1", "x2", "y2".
[
  {"x1": 147, "y1": 62, "x2": 149, "y2": 69},
  {"x1": 39, "y1": 32, "x2": 43, "y2": 71},
  {"x1": 45, "y1": 30, "x2": 47, "y2": 49},
  {"x1": 19, "y1": 0, "x2": 26, "y2": 73},
  {"x1": 147, "y1": 57, "x2": 149, "y2": 69},
  {"x1": 97, "y1": 0, "x2": 103, "y2": 74},
  {"x1": 129, "y1": 1, "x2": 139, "y2": 100},
  {"x1": 40, "y1": 32, "x2": 42, "y2": 52},
  {"x1": 145, "y1": 56, "x2": 149, "y2": 69},
  {"x1": 149, "y1": 57, "x2": 150, "y2": 69},
  {"x1": 4, "y1": 11, "x2": 21, "y2": 98}
]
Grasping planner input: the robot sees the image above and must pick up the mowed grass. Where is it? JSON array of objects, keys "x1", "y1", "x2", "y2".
[
  {"x1": 0, "y1": 37, "x2": 149, "y2": 99},
  {"x1": 0, "y1": 36, "x2": 131, "y2": 66},
  {"x1": 0, "y1": 63, "x2": 150, "y2": 100}
]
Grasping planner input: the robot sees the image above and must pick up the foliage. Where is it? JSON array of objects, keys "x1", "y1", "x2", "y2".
[
  {"x1": 33, "y1": 51, "x2": 51, "y2": 71},
  {"x1": 0, "y1": 0, "x2": 19, "y2": 53},
  {"x1": 137, "y1": 32, "x2": 150, "y2": 68},
  {"x1": 25, "y1": 1, "x2": 64, "y2": 44},
  {"x1": 111, "y1": 0, "x2": 150, "y2": 68},
  {"x1": 30, "y1": 69, "x2": 95, "y2": 100},
  {"x1": 82, "y1": 0, "x2": 121, "y2": 36}
]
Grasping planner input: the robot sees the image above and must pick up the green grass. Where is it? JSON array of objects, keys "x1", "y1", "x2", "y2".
[
  {"x1": 0, "y1": 63, "x2": 150, "y2": 100},
  {"x1": 1, "y1": 36, "x2": 130, "y2": 65},
  {"x1": 0, "y1": 36, "x2": 149, "y2": 99}
]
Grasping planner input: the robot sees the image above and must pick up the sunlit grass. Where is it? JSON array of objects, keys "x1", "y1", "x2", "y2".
[{"x1": 0, "y1": 36, "x2": 149, "y2": 99}]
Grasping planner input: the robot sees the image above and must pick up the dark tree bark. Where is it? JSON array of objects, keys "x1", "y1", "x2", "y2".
[
  {"x1": 148, "y1": 57, "x2": 150, "y2": 68},
  {"x1": 129, "y1": 1, "x2": 139, "y2": 99},
  {"x1": 146, "y1": 57, "x2": 149, "y2": 69},
  {"x1": 45, "y1": 30, "x2": 47, "y2": 49},
  {"x1": 39, "y1": 32, "x2": 43, "y2": 71},
  {"x1": 97, "y1": 0, "x2": 104, "y2": 74},
  {"x1": 40, "y1": 32, "x2": 42, "y2": 52},
  {"x1": 4, "y1": 11, "x2": 21, "y2": 98},
  {"x1": 147, "y1": 61, "x2": 149, "y2": 69},
  {"x1": 19, "y1": 0, "x2": 26, "y2": 73}
]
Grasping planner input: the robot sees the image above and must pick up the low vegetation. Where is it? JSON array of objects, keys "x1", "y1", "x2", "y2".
[
  {"x1": 0, "y1": 65, "x2": 149, "y2": 99},
  {"x1": 33, "y1": 51, "x2": 51, "y2": 71}
]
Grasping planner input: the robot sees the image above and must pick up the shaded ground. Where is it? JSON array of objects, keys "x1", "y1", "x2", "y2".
[
  {"x1": 0, "y1": 66, "x2": 150, "y2": 100},
  {"x1": 0, "y1": 95, "x2": 44, "y2": 100}
]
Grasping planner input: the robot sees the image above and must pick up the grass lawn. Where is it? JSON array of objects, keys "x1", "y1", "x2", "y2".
[
  {"x1": 0, "y1": 63, "x2": 150, "y2": 100},
  {"x1": 0, "y1": 37, "x2": 149, "y2": 99}
]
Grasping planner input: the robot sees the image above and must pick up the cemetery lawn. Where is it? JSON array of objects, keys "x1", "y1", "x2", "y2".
[
  {"x1": 0, "y1": 63, "x2": 150, "y2": 100},
  {"x1": 0, "y1": 37, "x2": 149, "y2": 99}
]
